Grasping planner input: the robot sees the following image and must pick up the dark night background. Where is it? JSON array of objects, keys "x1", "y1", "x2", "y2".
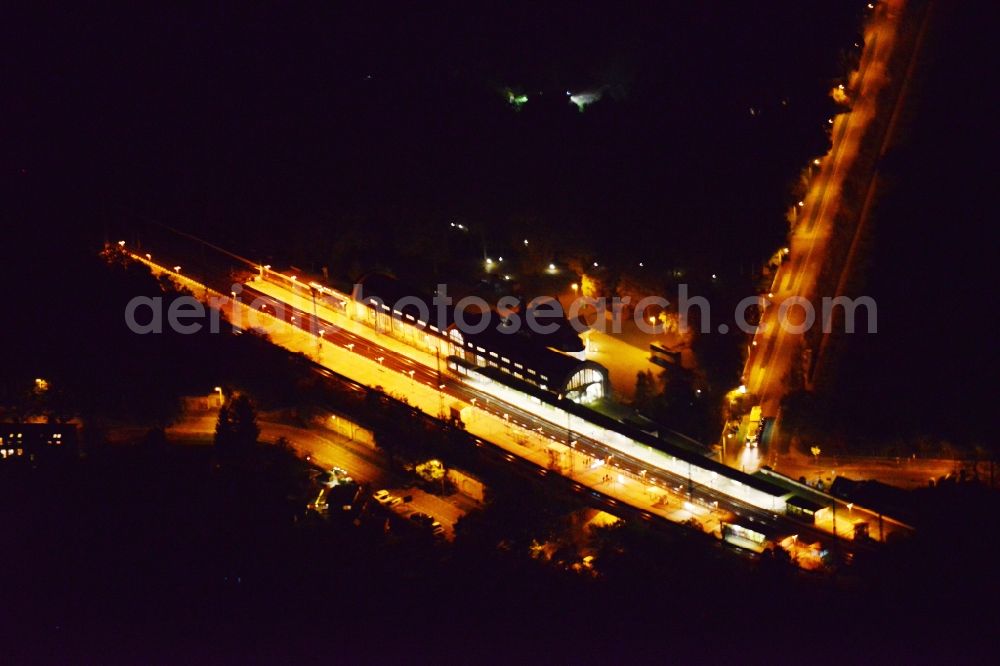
[
  {"x1": 9, "y1": 0, "x2": 857, "y2": 269},
  {"x1": 1, "y1": 2, "x2": 997, "y2": 662}
]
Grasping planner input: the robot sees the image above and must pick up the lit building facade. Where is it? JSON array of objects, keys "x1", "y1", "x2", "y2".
[
  {"x1": 0, "y1": 423, "x2": 77, "y2": 464},
  {"x1": 352, "y1": 273, "x2": 609, "y2": 403}
]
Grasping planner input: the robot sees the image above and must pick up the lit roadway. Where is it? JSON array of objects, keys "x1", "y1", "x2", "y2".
[
  {"x1": 166, "y1": 413, "x2": 474, "y2": 536},
  {"x1": 739, "y1": 1, "x2": 907, "y2": 450}
]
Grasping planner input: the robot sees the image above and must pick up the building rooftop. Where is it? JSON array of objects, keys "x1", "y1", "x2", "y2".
[{"x1": 356, "y1": 272, "x2": 594, "y2": 390}]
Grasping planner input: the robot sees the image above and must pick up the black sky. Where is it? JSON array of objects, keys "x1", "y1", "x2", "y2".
[{"x1": 8, "y1": 1, "x2": 859, "y2": 269}]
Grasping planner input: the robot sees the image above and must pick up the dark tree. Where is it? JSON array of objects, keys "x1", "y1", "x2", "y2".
[
  {"x1": 214, "y1": 395, "x2": 260, "y2": 459},
  {"x1": 633, "y1": 370, "x2": 657, "y2": 413}
]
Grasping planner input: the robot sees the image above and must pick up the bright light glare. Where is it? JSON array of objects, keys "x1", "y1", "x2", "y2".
[
  {"x1": 504, "y1": 88, "x2": 529, "y2": 109},
  {"x1": 569, "y1": 89, "x2": 603, "y2": 111},
  {"x1": 461, "y1": 372, "x2": 786, "y2": 512},
  {"x1": 740, "y1": 445, "x2": 761, "y2": 473}
]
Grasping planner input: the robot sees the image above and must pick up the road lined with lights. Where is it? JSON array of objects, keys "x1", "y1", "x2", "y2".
[{"x1": 739, "y1": 0, "x2": 906, "y2": 435}]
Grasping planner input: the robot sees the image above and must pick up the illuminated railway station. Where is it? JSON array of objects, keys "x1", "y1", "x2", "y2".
[
  {"x1": 237, "y1": 265, "x2": 911, "y2": 535},
  {"x1": 348, "y1": 275, "x2": 795, "y2": 512}
]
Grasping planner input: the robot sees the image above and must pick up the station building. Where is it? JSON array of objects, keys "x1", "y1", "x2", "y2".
[{"x1": 352, "y1": 273, "x2": 610, "y2": 403}]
